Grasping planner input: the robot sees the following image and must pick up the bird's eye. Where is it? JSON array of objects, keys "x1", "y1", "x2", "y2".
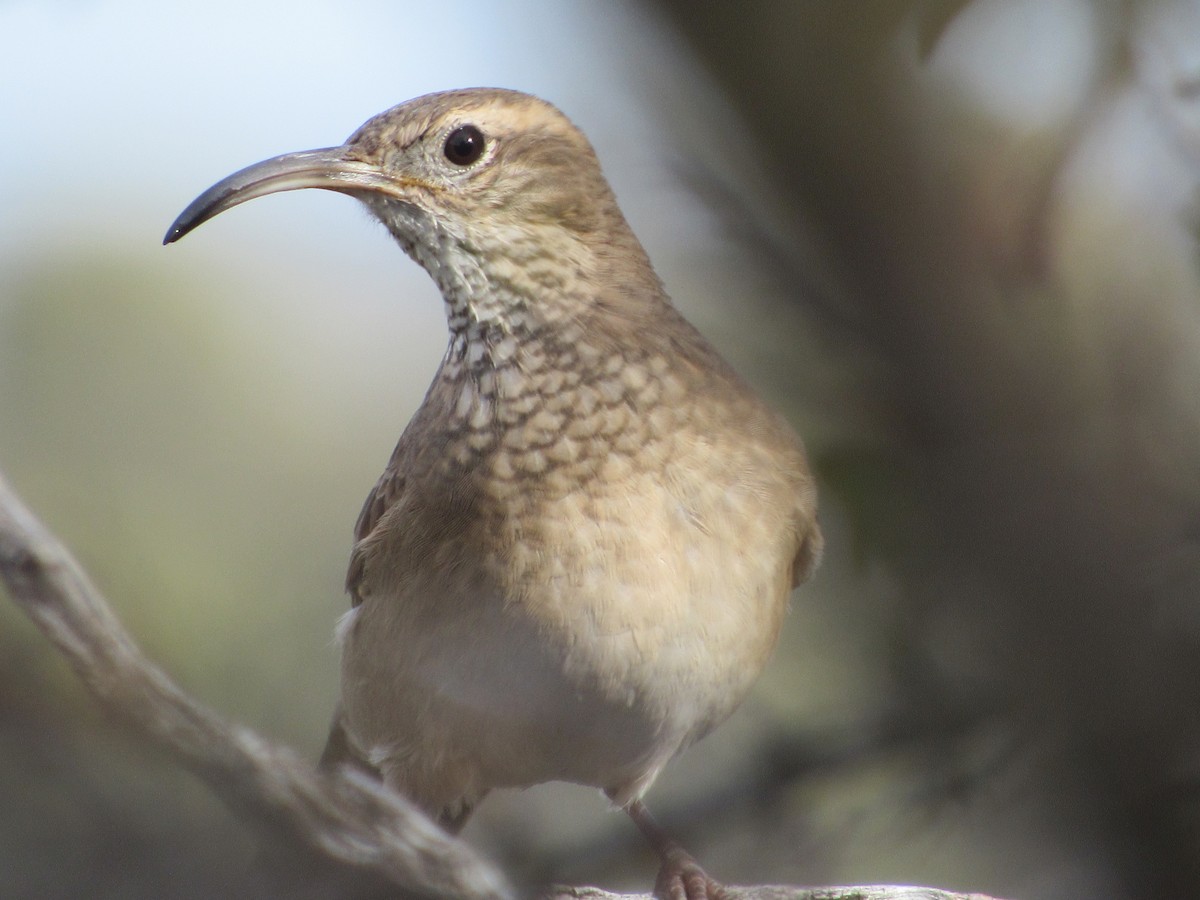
[{"x1": 444, "y1": 125, "x2": 486, "y2": 166}]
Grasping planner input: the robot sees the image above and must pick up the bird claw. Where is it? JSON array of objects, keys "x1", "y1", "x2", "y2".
[{"x1": 654, "y1": 846, "x2": 725, "y2": 900}]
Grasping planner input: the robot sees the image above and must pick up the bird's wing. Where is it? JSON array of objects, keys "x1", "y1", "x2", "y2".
[
  {"x1": 791, "y1": 521, "x2": 824, "y2": 588},
  {"x1": 317, "y1": 702, "x2": 381, "y2": 779},
  {"x1": 346, "y1": 465, "x2": 406, "y2": 606}
]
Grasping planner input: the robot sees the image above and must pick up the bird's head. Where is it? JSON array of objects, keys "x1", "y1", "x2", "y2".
[{"x1": 165, "y1": 88, "x2": 658, "y2": 330}]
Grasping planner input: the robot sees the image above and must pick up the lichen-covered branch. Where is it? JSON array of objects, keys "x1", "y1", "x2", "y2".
[{"x1": 0, "y1": 468, "x2": 1007, "y2": 900}]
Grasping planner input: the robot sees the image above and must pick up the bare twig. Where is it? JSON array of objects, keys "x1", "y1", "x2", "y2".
[
  {"x1": 0, "y1": 469, "x2": 512, "y2": 900},
  {"x1": 542, "y1": 887, "x2": 1000, "y2": 899},
  {"x1": 0, "y1": 468, "x2": 1009, "y2": 900}
]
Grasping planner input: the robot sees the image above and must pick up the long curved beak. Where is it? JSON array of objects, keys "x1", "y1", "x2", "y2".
[{"x1": 163, "y1": 147, "x2": 404, "y2": 245}]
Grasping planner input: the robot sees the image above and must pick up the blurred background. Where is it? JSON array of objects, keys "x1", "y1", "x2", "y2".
[{"x1": 3, "y1": 1, "x2": 1200, "y2": 898}]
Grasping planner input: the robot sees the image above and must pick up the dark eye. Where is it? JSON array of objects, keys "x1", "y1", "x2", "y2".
[{"x1": 444, "y1": 125, "x2": 486, "y2": 166}]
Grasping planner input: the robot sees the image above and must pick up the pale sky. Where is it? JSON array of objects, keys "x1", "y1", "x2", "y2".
[
  {"x1": 0, "y1": 0, "x2": 688, "y2": 256},
  {"x1": 0, "y1": 0, "x2": 730, "y2": 409},
  {"x1": 4, "y1": 0, "x2": 1195, "y2": 414}
]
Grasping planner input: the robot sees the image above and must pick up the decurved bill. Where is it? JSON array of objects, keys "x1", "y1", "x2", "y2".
[{"x1": 163, "y1": 147, "x2": 398, "y2": 245}]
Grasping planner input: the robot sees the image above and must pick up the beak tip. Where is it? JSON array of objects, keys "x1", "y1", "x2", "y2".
[
  {"x1": 163, "y1": 216, "x2": 190, "y2": 245},
  {"x1": 162, "y1": 145, "x2": 364, "y2": 249}
]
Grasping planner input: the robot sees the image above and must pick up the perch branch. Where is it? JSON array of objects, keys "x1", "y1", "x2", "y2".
[
  {"x1": 0, "y1": 469, "x2": 512, "y2": 900},
  {"x1": 0, "y1": 468, "x2": 1010, "y2": 900},
  {"x1": 545, "y1": 889, "x2": 1001, "y2": 900}
]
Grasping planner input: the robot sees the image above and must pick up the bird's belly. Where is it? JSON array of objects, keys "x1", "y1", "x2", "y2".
[
  {"x1": 338, "y1": 582, "x2": 676, "y2": 809},
  {"x1": 338, "y1": 466, "x2": 795, "y2": 809}
]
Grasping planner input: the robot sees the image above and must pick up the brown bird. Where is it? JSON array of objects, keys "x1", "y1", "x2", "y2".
[{"x1": 166, "y1": 88, "x2": 822, "y2": 900}]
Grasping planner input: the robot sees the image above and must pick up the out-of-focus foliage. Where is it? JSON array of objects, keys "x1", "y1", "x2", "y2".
[
  {"x1": 634, "y1": 2, "x2": 1200, "y2": 899},
  {"x1": 0, "y1": 254, "x2": 364, "y2": 897},
  {"x1": 0, "y1": 256, "x2": 350, "y2": 741}
]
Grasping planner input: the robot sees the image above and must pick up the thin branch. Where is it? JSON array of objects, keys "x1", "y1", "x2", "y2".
[
  {"x1": 0, "y1": 467, "x2": 1010, "y2": 900},
  {"x1": 543, "y1": 887, "x2": 1000, "y2": 899},
  {"x1": 0, "y1": 469, "x2": 512, "y2": 900}
]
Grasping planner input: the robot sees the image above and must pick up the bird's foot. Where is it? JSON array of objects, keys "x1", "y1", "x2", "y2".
[
  {"x1": 654, "y1": 844, "x2": 724, "y2": 900},
  {"x1": 619, "y1": 796, "x2": 725, "y2": 900}
]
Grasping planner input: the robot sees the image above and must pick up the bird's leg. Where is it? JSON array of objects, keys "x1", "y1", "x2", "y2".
[{"x1": 624, "y1": 798, "x2": 724, "y2": 900}]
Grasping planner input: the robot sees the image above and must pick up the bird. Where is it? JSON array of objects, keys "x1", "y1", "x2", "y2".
[{"x1": 165, "y1": 87, "x2": 822, "y2": 900}]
